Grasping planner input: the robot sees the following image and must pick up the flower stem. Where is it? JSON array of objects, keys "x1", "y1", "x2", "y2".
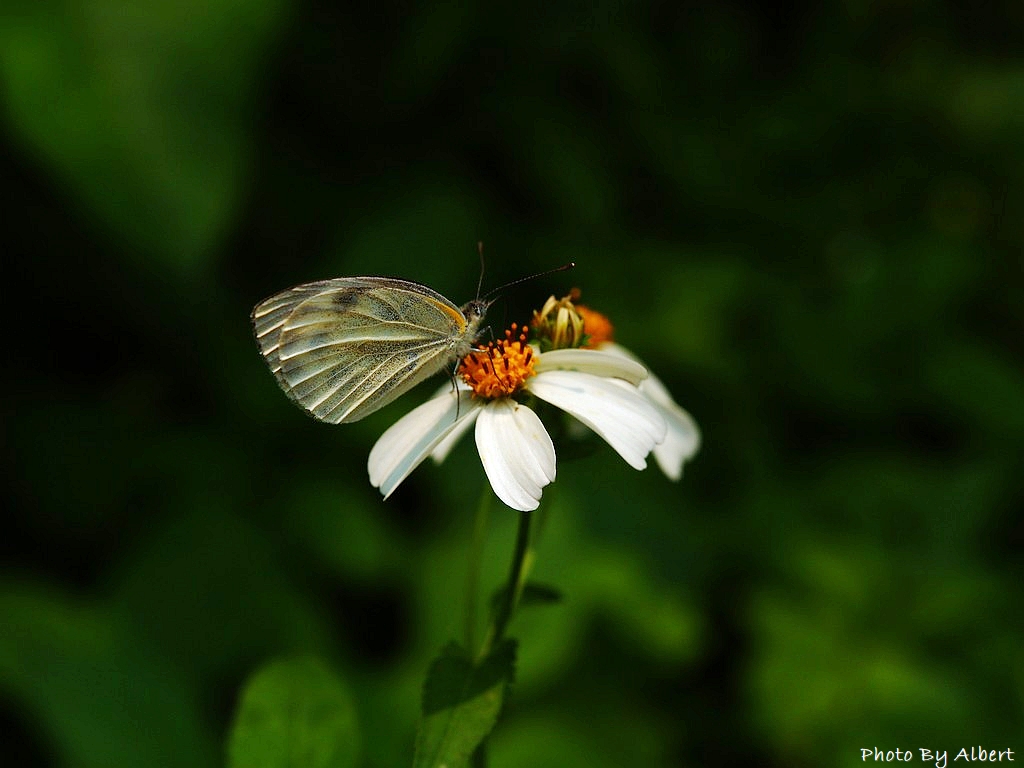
[
  {"x1": 478, "y1": 508, "x2": 534, "y2": 660},
  {"x1": 472, "y1": 499, "x2": 546, "y2": 766},
  {"x1": 464, "y1": 485, "x2": 493, "y2": 651}
]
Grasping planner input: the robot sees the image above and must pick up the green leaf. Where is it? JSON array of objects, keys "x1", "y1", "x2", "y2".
[
  {"x1": 414, "y1": 640, "x2": 517, "y2": 768},
  {"x1": 489, "y1": 582, "x2": 564, "y2": 614},
  {"x1": 228, "y1": 656, "x2": 360, "y2": 768}
]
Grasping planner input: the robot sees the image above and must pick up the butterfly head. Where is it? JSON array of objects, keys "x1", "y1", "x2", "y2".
[
  {"x1": 462, "y1": 298, "x2": 490, "y2": 325},
  {"x1": 457, "y1": 298, "x2": 490, "y2": 353}
]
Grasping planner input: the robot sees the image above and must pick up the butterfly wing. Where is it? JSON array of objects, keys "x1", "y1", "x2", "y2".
[{"x1": 252, "y1": 277, "x2": 476, "y2": 423}]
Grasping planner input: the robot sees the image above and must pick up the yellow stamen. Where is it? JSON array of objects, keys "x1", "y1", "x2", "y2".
[
  {"x1": 460, "y1": 324, "x2": 537, "y2": 399},
  {"x1": 531, "y1": 290, "x2": 586, "y2": 349}
]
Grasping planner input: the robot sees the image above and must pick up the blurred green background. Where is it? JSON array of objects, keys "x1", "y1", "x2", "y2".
[{"x1": 2, "y1": 0, "x2": 1022, "y2": 766}]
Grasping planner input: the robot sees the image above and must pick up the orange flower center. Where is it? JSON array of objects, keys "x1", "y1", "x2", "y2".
[
  {"x1": 577, "y1": 305, "x2": 614, "y2": 347},
  {"x1": 460, "y1": 324, "x2": 537, "y2": 399}
]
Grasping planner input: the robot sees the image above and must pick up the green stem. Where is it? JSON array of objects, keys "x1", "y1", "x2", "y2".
[
  {"x1": 472, "y1": 497, "x2": 549, "y2": 765},
  {"x1": 478, "y1": 508, "x2": 534, "y2": 660},
  {"x1": 464, "y1": 485, "x2": 493, "y2": 650}
]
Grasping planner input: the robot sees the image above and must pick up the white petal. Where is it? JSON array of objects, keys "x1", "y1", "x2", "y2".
[
  {"x1": 368, "y1": 390, "x2": 482, "y2": 499},
  {"x1": 597, "y1": 341, "x2": 638, "y2": 359},
  {"x1": 601, "y1": 342, "x2": 700, "y2": 479},
  {"x1": 430, "y1": 407, "x2": 478, "y2": 463},
  {"x1": 535, "y1": 348, "x2": 648, "y2": 385},
  {"x1": 426, "y1": 381, "x2": 477, "y2": 463},
  {"x1": 475, "y1": 400, "x2": 556, "y2": 512},
  {"x1": 528, "y1": 370, "x2": 666, "y2": 470},
  {"x1": 650, "y1": 395, "x2": 701, "y2": 480}
]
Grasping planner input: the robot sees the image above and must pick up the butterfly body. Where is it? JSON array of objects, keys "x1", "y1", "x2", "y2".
[{"x1": 252, "y1": 277, "x2": 487, "y2": 423}]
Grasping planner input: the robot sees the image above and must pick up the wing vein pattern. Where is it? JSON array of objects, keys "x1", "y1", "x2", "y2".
[{"x1": 251, "y1": 277, "x2": 477, "y2": 423}]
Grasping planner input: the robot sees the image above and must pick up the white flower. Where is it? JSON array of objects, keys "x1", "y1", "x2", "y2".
[
  {"x1": 598, "y1": 342, "x2": 701, "y2": 481},
  {"x1": 533, "y1": 295, "x2": 700, "y2": 481},
  {"x1": 367, "y1": 329, "x2": 667, "y2": 512}
]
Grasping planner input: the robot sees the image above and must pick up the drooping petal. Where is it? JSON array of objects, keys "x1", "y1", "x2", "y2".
[
  {"x1": 601, "y1": 342, "x2": 700, "y2": 479},
  {"x1": 534, "y1": 348, "x2": 648, "y2": 385},
  {"x1": 528, "y1": 370, "x2": 666, "y2": 470},
  {"x1": 430, "y1": 404, "x2": 479, "y2": 463},
  {"x1": 649, "y1": 394, "x2": 701, "y2": 480},
  {"x1": 475, "y1": 399, "x2": 556, "y2": 512},
  {"x1": 424, "y1": 381, "x2": 477, "y2": 463},
  {"x1": 368, "y1": 389, "x2": 482, "y2": 499}
]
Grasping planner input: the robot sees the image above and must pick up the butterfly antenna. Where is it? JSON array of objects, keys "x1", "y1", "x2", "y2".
[
  {"x1": 483, "y1": 262, "x2": 576, "y2": 300},
  {"x1": 476, "y1": 241, "x2": 486, "y2": 301}
]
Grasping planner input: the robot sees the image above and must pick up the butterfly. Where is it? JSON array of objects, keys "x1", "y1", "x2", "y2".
[{"x1": 252, "y1": 277, "x2": 489, "y2": 423}]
